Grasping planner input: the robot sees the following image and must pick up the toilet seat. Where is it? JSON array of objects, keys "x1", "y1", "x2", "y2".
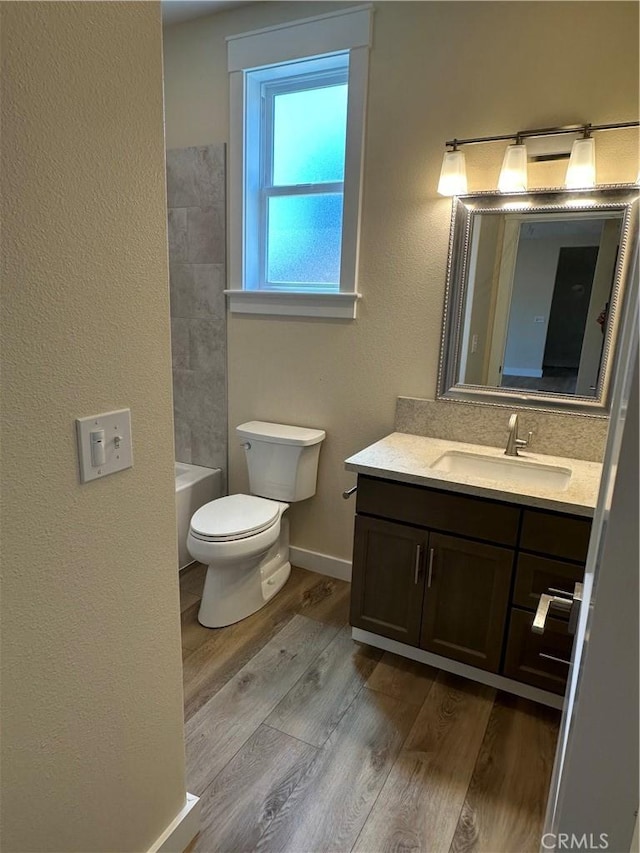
[{"x1": 189, "y1": 494, "x2": 281, "y2": 543}]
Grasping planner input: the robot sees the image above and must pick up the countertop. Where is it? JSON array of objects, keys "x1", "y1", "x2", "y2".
[{"x1": 345, "y1": 432, "x2": 603, "y2": 517}]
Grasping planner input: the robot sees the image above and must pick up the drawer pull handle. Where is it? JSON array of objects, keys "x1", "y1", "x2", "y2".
[
  {"x1": 414, "y1": 545, "x2": 422, "y2": 585},
  {"x1": 427, "y1": 548, "x2": 435, "y2": 588},
  {"x1": 539, "y1": 652, "x2": 571, "y2": 666}
]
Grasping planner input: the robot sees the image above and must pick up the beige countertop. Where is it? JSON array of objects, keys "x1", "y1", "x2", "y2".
[{"x1": 345, "y1": 432, "x2": 603, "y2": 517}]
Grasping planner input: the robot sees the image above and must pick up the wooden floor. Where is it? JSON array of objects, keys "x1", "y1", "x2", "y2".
[{"x1": 180, "y1": 563, "x2": 560, "y2": 853}]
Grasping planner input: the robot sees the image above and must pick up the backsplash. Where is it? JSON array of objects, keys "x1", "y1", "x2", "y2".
[
  {"x1": 166, "y1": 143, "x2": 227, "y2": 476},
  {"x1": 395, "y1": 397, "x2": 608, "y2": 462}
]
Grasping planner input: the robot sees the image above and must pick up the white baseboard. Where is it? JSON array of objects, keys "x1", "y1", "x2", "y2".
[
  {"x1": 352, "y1": 628, "x2": 564, "y2": 710},
  {"x1": 148, "y1": 792, "x2": 201, "y2": 853},
  {"x1": 290, "y1": 545, "x2": 352, "y2": 582}
]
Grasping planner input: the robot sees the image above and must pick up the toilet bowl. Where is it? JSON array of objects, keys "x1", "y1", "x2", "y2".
[
  {"x1": 187, "y1": 493, "x2": 291, "y2": 627},
  {"x1": 186, "y1": 421, "x2": 325, "y2": 628}
]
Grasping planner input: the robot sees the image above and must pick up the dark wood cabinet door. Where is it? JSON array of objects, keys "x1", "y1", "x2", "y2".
[
  {"x1": 420, "y1": 533, "x2": 514, "y2": 673},
  {"x1": 350, "y1": 516, "x2": 427, "y2": 646}
]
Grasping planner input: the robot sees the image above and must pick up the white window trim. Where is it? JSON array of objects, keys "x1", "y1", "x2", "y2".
[{"x1": 226, "y1": 5, "x2": 372, "y2": 319}]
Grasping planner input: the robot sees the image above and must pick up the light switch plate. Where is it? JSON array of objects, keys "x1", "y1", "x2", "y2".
[{"x1": 76, "y1": 408, "x2": 133, "y2": 483}]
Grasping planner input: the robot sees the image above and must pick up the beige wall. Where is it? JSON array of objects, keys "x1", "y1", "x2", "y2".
[
  {"x1": 1, "y1": 3, "x2": 186, "y2": 851},
  {"x1": 163, "y1": 1, "x2": 640, "y2": 561}
]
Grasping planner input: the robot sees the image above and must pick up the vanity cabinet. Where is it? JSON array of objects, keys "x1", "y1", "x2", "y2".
[{"x1": 350, "y1": 474, "x2": 592, "y2": 698}]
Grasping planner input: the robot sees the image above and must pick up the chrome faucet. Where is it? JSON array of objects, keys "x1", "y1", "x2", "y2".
[{"x1": 504, "y1": 413, "x2": 532, "y2": 457}]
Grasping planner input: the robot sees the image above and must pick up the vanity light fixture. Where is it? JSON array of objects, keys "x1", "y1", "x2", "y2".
[
  {"x1": 437, "y1": 120, "x2": 639, "y2": 195},
  {"x1": 437, "y1": 142, "x2": 468, "y2": 196},
  {"x1": 565, "y1": 126, "x2": 596, "y2": 189},
  {"x1": 497, "y1": 140, "x2": 528, "y2": 193}
]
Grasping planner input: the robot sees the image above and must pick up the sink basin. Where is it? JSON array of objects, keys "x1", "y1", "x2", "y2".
[{"x1": 430, "y1": 450, "x2": 572, "y2": 491}]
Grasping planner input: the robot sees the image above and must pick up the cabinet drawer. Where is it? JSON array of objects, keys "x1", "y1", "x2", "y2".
[
  {"x1": 520, "y1": 509, "x2": 591, "y2": 562},
  {"x1": 356, "y1": 476, "x2": 520, "y2": 546},
  {"x1": 503, "y1": 607, "x2": 573, "y2": 695},
  {"x1": 513, "y1": 553, "x2": 584, "y2": 613}
]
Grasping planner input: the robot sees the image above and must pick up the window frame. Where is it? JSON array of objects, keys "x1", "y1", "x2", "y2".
[{"x1": 226, "y1": 5, "x2": 372, "y2": 319}]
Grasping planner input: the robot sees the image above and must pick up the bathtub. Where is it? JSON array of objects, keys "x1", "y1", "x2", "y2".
[{"x1": 175, "y1": 462, "x2": 223, "y2": 570}]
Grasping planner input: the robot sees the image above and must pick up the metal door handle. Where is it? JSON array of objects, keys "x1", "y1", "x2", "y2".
[
  {"x1": 532, "y1": 593, "x2": 572, "y2": 634},
  {"x1": 414, "y1": 545, "x2": 422, "y2": 584},
  {"x1": 427, "y1": 548, "x2": 435, "y2": 588},
  {"x1": 532, "y1": 581, "x2": 583, "y2": 636}
]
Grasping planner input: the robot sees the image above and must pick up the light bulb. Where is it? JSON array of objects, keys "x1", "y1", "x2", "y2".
[
  {"x1": 498, "y1": 143, "x2": 528, "y2": 193},
  {"x1": 438, "y1": 149, "x2": 468, "y2": 196},
  {"x1": 565, "y1": 136, "x2": 596, "y2": 189}
]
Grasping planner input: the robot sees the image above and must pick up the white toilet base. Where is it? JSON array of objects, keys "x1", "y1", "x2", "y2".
[{"x1": 197, "y1": 519, "x2": 291, "y2": 628}]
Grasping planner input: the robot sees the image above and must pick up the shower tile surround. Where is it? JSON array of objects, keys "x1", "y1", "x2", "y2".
[
  {"x1": 395, "y1": 397, "x2": 608, "y2": 463},
  {"x1": 167, "y1": 144, "x2": 227, "y2": 477}
]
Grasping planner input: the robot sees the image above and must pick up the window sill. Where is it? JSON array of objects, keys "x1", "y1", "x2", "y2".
[{"x1": 224, "y1": 289, "x2": 361, "y2": 319}]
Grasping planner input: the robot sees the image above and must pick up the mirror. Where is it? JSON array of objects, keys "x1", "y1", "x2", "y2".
[{"x1": 437, "y1": 186, "x2": 639, "y2": 412}]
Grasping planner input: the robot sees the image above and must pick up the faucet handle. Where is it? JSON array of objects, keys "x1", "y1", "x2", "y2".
[{"x1": 515, "y1": 430, "x2": 533, "y2": 449}]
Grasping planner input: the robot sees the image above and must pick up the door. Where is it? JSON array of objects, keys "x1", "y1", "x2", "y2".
[
  {"x1": 543, "y1": 250, "x2": 638, "y2": 851},
  {"x1": 420, "y1": 532, "x2": 514, "y2": 672},
  {"x1": 350, "y1": 516, "x2": 427, "y2": 645},
  {"x1": 542, "y1": 245, "x2": 599, "y2": 372}
]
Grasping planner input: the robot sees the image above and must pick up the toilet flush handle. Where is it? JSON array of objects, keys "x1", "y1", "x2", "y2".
[{"x1": 240, "y1": 441, "x2": 251, "y2": 450}]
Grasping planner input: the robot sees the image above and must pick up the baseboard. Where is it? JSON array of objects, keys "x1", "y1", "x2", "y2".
[
  {"x1": 147, "y1": 792, "x2": 201, "y2": 853},
  {"x1": 352, "y1": 627, "x2": 564, "y2": 710},
  {"x1": 289, "y1": 545, "x2": 352, "y2": 582},
  {"x1": 503, "y1": 366, "x2": 543, "y2": 378}
]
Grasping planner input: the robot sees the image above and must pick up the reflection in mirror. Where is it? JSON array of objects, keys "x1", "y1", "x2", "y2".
[
  {"x1": 438, "y1": 187, "x2": 639, "y2": 413},
  {"x1": 459, "y1": 212, "x2": 622, "y2": 397}
]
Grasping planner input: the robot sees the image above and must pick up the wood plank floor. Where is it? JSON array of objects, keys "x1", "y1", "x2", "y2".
[{"x1": 180, "y1": 563, "x2": 560, "y2": 853}]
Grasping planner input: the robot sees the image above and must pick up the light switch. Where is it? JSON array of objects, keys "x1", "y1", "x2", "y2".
[
  {"x1": 76, "y1": 408, "x2": 133, "y2": 483},
  {"x1": 90, "y1": 430, "x2": 106, "y2": 467}
]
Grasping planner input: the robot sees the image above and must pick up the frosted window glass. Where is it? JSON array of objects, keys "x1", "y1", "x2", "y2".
[
  {"x1": 272, "y1": 84, "x2": 347, "y2": 186},
  {"x1": 267, "y1": 194, "x2": 343, "y2": 285}
]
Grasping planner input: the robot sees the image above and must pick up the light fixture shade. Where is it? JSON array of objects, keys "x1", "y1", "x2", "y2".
[
  {"x1": 498, "y1": 143, "x2": 528, "y2": 192},
  {"x1": 438, "y1": 149, "x2": 468, "y2": 196},
  {"x1": 565, "y1": 137, "x2": 596, "y2": 188}
]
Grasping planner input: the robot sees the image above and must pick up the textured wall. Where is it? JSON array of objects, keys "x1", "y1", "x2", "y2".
[
  {"x1": 163, "y1": 1, "x2": 640, "y2": 561},
  {"x1": 1, "y1": 3, "x2": 187, "y2": 851},
  {"x1": 167, "y1": 144, "x2": 228, "y2": 475}
]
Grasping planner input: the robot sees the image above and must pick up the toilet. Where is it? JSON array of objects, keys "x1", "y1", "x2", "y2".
[{"x1": 186, "y1": 421, "x2": 326, "y2": 628}]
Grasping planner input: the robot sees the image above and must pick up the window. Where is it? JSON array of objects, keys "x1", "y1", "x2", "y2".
[{"x1": 226, "y1": 6, "x2": 372, "y2": 318}]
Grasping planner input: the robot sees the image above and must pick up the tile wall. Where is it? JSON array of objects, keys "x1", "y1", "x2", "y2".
[{"x1": 166, "y1": 144, "x2": 227, "y2": 476}]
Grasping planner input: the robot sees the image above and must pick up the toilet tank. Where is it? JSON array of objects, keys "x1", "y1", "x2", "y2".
[{"x1": 236, "y1": 421, "x2": 326, "y2": 502}]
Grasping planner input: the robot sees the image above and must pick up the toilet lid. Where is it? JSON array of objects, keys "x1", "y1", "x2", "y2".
[{"x1": 190, "y1": 494, "x2": 281, "y2": 541}]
